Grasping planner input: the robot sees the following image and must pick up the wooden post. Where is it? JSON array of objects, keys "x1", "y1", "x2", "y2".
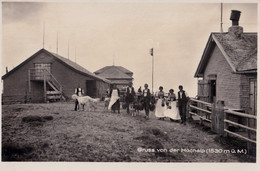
[
  {"x1": 60, "y1": 86, "x2": 62, "y2": 101},
  {"x1": 199, "y1": 102, "x2": 203, "y2": 126},
  {"x1": 28, "y1": 69, "x2": 31, "y2": 93},
  {"x1": 211, "y1": 102, "x2": 217, "y2": 132},
  {"x1": 247, "y1": 118, "x2": 252, "y2": 154},
  {"x1": 218, "y1": 101, "x2": 225, "y2": 136},
  {"x1": 43, "y1": 70, "x2": 47, "y2": 103},
  {"x1": 211, "y1": 100, "x2": 224, "y2": 135},
  {"x1": 224, "y1": 112, "x2": 228, "y2": 137}
]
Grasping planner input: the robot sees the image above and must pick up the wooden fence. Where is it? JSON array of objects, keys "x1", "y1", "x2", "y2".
[
  {"x1": 188, "y1": 98, "x2": 257, "y2": 154},
  {"x1": 2, "y1": 94, "x2": 28, "y2": 104}
]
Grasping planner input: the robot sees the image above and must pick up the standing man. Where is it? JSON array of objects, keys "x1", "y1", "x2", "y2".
[
  {"x1": 142, "y1": 83, "x2": 151, "y2": 119},
  {"x1": 125, "y1": 82, "x2": 135, "y2": 114},
  {"x1": 177, "y1": 85, "x2": 189, "y2": 125},
  {"x1": 74, "y1": 85, "x2": 84, "y2": 111}
]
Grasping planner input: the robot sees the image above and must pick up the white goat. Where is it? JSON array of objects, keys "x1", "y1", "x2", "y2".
[{"x1": 72, "y1": 94, "x2": 100, "y2": 112}]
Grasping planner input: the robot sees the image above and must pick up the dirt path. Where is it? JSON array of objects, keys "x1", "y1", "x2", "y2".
[{"x1": 1, "y1": 102, "x2": 253, "y2": 162}]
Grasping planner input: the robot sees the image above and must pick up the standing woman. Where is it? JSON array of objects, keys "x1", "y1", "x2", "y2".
[
  {"x1": 164, "y1": 89, "x2": 181, "y2": 121},
  {"x1": 108, "y1": 84, "x2": 120, "y2": 113},
  {"x1": 155, "y1": 86, "x2": 167, "y2": 120},
  {"x1": 142, "y1": 84, "x2": 151, "y2": 119}
]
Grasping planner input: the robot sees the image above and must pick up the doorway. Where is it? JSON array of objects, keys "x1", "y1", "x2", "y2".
[
  {"x1": 209, "y1": 80, "x2": 216, "y2": 103},
  {"x1": 86, "y1": 80, "x2": 97, "y2": 98}
]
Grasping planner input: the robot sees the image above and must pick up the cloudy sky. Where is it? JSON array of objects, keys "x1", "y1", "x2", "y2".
[{"x1": 1, "y1": 0, "x2": 258, "y2": 96}]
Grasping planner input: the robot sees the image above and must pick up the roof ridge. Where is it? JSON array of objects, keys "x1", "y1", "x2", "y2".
[
  {"x1": 107, "y1": 67, "x2": 132, "y2": 78},
  {"x1": 44, "y1": 49, "x2": 111, "y2": 83},
  {"x1": 95, "y1": 65, "x2": 132, "y2": 74},
  {"x1": 96, "y1": 66, "x2": 132, "y2": 79}
]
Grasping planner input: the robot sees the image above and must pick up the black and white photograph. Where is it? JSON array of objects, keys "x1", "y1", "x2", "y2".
[{"x1": 0, "y1": 0, "x2": 258, "y2": 170}]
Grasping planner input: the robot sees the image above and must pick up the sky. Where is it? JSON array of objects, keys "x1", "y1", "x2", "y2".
[{"x1": 1, "y1": 0, "x2": 258, "y2": 97}]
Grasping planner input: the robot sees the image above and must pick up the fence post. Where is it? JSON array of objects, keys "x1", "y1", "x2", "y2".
[
  {"x1": 28, "y1": 69, "x2": 31, "y2": 93},
  {"x1": 211, "y1": 100, "x2": 225, "y2": 135},
  {"x1": 211, "y1": 102, "x2": 216, "y2": 133},
  {"x1": 43, "y1": 70, "x2": 47, "y2": 103},
  {"x1": 247, "y1": 118, "x2": 253, "y2": 155}
]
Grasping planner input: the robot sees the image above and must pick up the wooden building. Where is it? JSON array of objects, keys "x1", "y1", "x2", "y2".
[
  {"x1": 194, "y1": 10, "x2": 257, "y2": 115},
  {"x1": 94, "y1": 65, "x2": 133, "y2": 90},
  {"x1": 2, "y1": 48, "x2": 111, "y2": 103}
]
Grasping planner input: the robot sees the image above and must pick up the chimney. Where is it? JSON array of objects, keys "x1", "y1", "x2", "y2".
[
  {"x1": 230, "y1": 10, "x2": 241, "y2": 26},
  {"x1": 228, "y1": 10, "x2": 243, "y2": 37}
]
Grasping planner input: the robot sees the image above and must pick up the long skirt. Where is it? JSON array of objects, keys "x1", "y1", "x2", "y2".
[
  {"x1": 112, "y1": 100, "x2": 120, "y2": 111},
  {"x1": 108, "y1": 90, "x2": 120, "y2": 110},
  {"x1": 164, "y1": 101, "x2": 181, "y2": 120},
  {"x1": 154, "y1": 99, "x2": 167, "y2": 118}
]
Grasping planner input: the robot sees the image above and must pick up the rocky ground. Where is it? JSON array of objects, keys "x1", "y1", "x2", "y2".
[{"x1": 1, "y1": 102, "x2": 256, "y2": 162}]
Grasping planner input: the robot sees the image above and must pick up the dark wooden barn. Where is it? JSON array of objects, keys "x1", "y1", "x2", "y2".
[
  {"x1": 2, "y1": 48, "x2": 111, "y2": 103},
  {"x1": 194, "y1": 12, "x2": 257, "y2": 115}
]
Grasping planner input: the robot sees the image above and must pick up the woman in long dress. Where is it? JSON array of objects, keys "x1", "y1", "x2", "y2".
[
  {"x1": 108, "y1": 84, "x2": 120, "y2": 113},
  {"x1": 164, "y1": 89, "x2": 181, "y2": 121},
  {"x1": 154, "y1": 86, "x2": 167, "y2": 120}
]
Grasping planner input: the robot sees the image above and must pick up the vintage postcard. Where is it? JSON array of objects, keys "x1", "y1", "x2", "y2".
[{"x1": 0, "y1": 0, "x2": 258, "y2": 170}]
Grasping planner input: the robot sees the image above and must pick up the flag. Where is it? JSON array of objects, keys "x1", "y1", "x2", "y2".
[{"x1": 150, "y1": 48, "x2": 153, "y2": 56}]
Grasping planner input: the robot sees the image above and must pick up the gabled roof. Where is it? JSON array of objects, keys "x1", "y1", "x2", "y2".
[
  {"x1": 195, "y1": 32, "x2": 257, "y2": 77},
  {"x1": 110, "y1": 80, "x2": 132, "y2": 84},
  {"x1": 94, "y1": 65, "x2": 133, "y2": 75},
  {"x1": 2, "y1": 48, "x2": 111, "y2": 83},
  {"x1": 95, "y1": 66, "x2": 132, "y2": 80}
]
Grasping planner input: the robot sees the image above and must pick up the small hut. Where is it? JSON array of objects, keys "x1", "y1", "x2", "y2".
[{"x1": 194, "y1": 10, "x2": 257, "y2": 115}]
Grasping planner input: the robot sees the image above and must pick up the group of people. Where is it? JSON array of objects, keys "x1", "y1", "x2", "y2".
[
  {"x1": 107, "y1": 82, "x2": 189, "y2": 124},
  {"x1": 106, "y1": 82, "x2": 152, "y2": 119},
  {"x1": 154, "y1": 85, "x2": 189, "y2": 125},
  {"x1": 74, "y1": 82, "x2": 189, "y2": 124}
]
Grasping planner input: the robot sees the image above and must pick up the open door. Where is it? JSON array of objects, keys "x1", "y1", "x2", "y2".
[{"x1": 209, "y1": 80, "x2": 216, "y2": 103}]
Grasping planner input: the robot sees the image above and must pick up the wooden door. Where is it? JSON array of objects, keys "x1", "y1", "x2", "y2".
[{"x1": 197, "y1": 79, "x2": 209, "y2": 102}]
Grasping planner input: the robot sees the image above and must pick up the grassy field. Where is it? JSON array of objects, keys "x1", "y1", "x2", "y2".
[{"x1": 1, "y1": 102, "x2": 255, "y2": 162}]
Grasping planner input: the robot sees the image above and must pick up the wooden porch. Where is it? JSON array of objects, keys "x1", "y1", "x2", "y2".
[{"x1": 28, "y1": 68, "x2": 63, "y2": 102}]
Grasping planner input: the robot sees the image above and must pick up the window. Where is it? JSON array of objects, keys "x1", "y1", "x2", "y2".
[
  {"x1": 34, "y1": 63, "x2": 51, "y2": 73},
  {"x1": 34, "y1": 63, "x2": 51, "y2": 80}
]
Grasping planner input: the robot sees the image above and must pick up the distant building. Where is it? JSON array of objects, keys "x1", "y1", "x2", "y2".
[
  {"x1": 194, "y1": 10, "x2": 257, "y2": 115},
  {"x1": 94, "y1": 65, "x2": 133, "y2": 90},
  {"x1": 2, "y1": 48, "x2": 111, "y2": 104}
]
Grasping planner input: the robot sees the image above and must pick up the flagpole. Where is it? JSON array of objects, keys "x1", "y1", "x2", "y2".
[
  {"x1": 220, "y1": 3, "x2": 223, "y2": 33},
  {"x1": 151, "y1": 48, "x2": 154, "y2": 94}
]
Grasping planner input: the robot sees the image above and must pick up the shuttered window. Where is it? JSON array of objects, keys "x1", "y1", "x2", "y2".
[
  {"x1": 198, "y1": 79, "x2": 209, "y2": 102},
  {"x1": 34, "y1": 63, "x2": 51, "y2": 80}
]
